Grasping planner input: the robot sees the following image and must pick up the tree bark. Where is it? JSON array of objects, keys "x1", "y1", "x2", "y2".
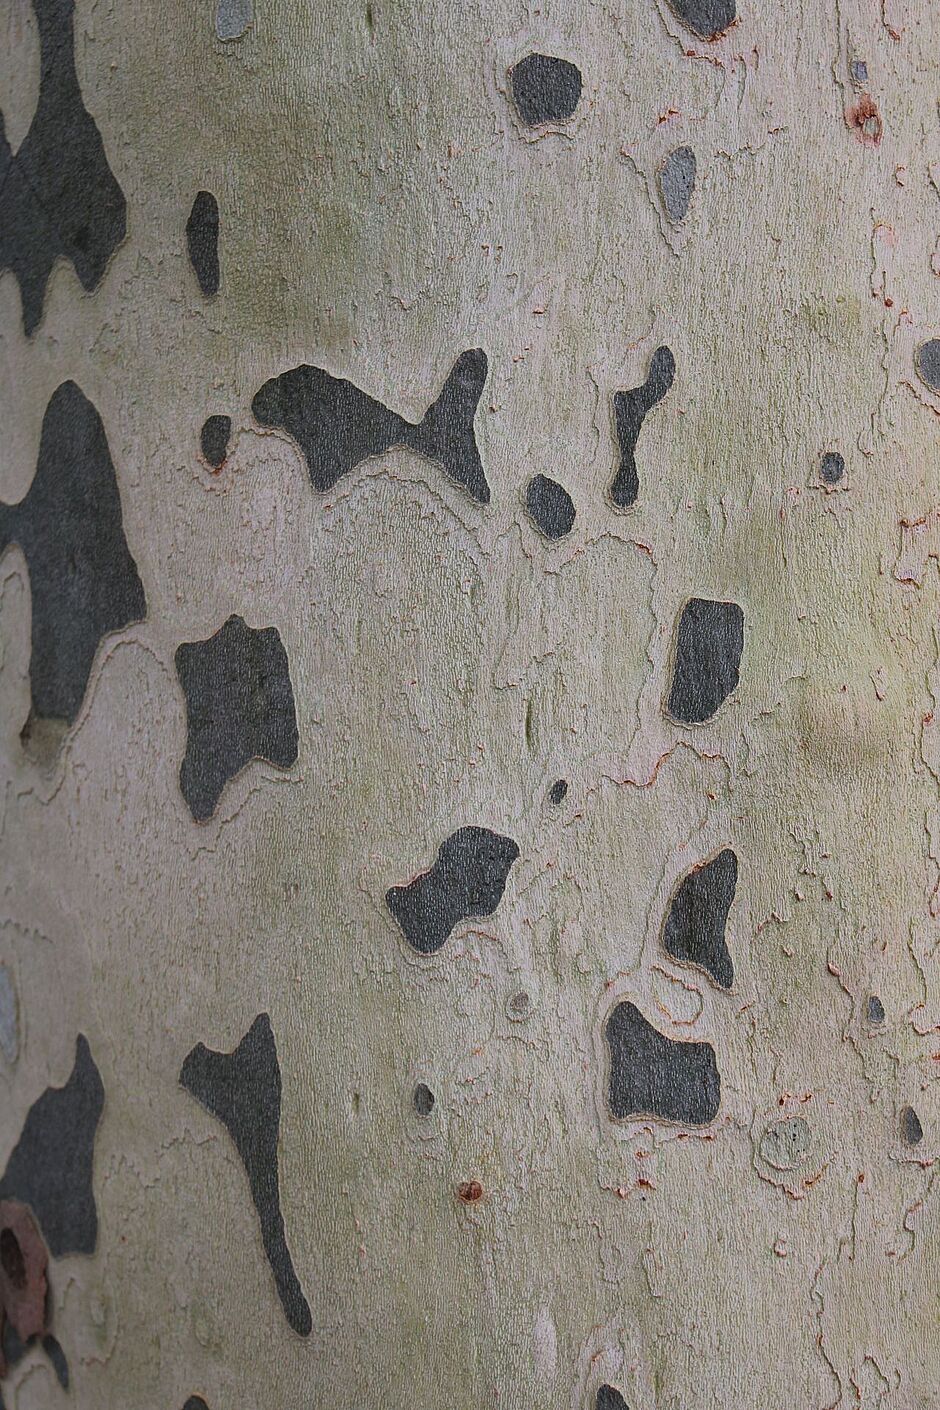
[{"x1": 1, "y1": 0, "x2": 939, "y2": 1407}]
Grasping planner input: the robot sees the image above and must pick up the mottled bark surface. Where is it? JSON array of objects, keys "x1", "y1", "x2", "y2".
[{"x1": 1, "y1": 1, "x2": 940, "y2": 1406}]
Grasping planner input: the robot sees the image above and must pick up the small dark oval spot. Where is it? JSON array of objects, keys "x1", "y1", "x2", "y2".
[
  {"x1": 915, "y1": 339, "x2": 940, "y2": 392},
  {"x1": 413, "y1": 1082, "x2": 435, "y2": 1116},
  {"x1": 850, "y1": 58, "x2": 868, "y2": 83},
  {"x1": 187, "y1": 191, "x2": 220, "y2": 297},
  {"x1": 867, "y1": 994, "x2": 885, "y2": 1024},
  {"x1": 597, "y1": 1386, "x2": 629, "y2": 1410},
  {"x1": 525, "y1": 474, "x2": 576, "y2": 539},
  {"x1": 659, "y1": 146, "x2": 696, "y2": 224},
  {"x1": 510, "y1": 54, "x2": 582, "y2": 128},
  {"x1": 900, "y1": 1105, "x2": 923, "y2": 1146},
  {"x1": 548, "y1": 778, "x2": 568, "y2": 806},
  {"x1": 457, "y1": 1179, "x2": 483, "y2": 1203},
  {"x1": 507, "y1": 990, "x2": 531, "y2": 1018},
  {"x1": 183, "y1": 1399, "x2": 210, "y2": 1410},
  {"x1": 820, "y1": 451, "x2": 845, "y2": 485},
  {"x1": 200, "y1": 415, "x2": 231, "y2": 469},
  {"x1": 0, "y1": 1227, "x2": 26, "y2": 1290}
]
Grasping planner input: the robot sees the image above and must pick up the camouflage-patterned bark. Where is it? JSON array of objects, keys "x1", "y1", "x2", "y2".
[{"x1": 1, "y1": 1, "x2": 939, "y2": 1406}]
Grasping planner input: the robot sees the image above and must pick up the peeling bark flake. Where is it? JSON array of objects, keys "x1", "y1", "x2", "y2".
[
  {"x1": 187, "y1": 192, "x2": 220, "y2": 298},
  {"x1": 386, "y1": 827, "x2": 519, "y2": 954},
  {"x1": 662, "y1": 848, "x2": 737, "y2": 988},
  {"x1": 900, "y1": 1106, "x2": 923, "y2": 1146},
  {"x1": 867, "y1": 995, "x2": 885, "y2": 1024},
  {"x1": 605, "y1": 1001, "x2": 721, "y2": 1125},
  {"x1": 175, "y1": 615, "x2": 298, "y2": 822},
  {"x1": 0, "y1": 1035, "x2": 104, "y2": 1257},
  {"x1": 664, "y1": 0, "x2": 736, "y2": 41},
  {"x1": 509, "y1": 54, "x2": 582, "y2": 128},
  {"x1": 216, "y1": 0, "x2": 252, "y2": 40},
  {"x1": 915, "y1": 339, "x2": 940, "y2": 393},
  {"x1": 179, "y1": 1014, "x2": 312, "y2": 1336},
  {"x1": 200, "y1": 415, "x2": 232, "y2": 470},
  {"x1": 659, "y1": 146, "x2": 696, "y2": 224},
  {"x1": 252, "y1": 350, "x2": 491, "y2": 502},
  {"x1": 0, "y1": 0, "x2": 126, "y2": 334},
  {"x1": 666, "y1": 598, "x2": 744, "y2": 724},
  {"x1": 525, "y1": 474, "x2": 576, "y2": 539},
  {"x1": 820, "y1": 451, "x2": 845, "y2": 485},
  {"x1": 0, "y1": 382, "x2": 146, "y2": 733},
  {"x1": 609, "y1": 347, "x2": 675, "y2": 510}
]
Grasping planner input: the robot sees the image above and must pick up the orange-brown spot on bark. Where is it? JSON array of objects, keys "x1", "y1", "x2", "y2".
[
  {"x1": 457, "y1": 1180, "x2": 484, "y2": 1204},
  {"x1": 846, "y1": 95, "x2": 883, "y2": 146}
]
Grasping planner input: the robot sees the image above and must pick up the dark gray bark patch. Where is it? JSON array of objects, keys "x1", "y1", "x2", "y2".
[
  {"x1": 186, "y1": 191, "x2": 220, "y2": 297},
  {"x1": 605, "y1": 1001, "x2": 720, "y2": 1124},
  {"x1": 915, "y1": 339, "x2": 940, "y2": 392},
  {"x1": 665, "y1": 0, "x2": 736, "y2": 40},
  {"x1": 666, "y1": 598, "x2": 744, "y2": 724},
  {"x1": 175, "y1": 615, "x2": 298, "y2": 822},
  {"x1": 525, "y1": 475, "x2": 576, "y2": 539},
  {"x1": 386, "y1": 827, "x2": 520, "y2": 954},
  {"x1": 609, "y1": 346, "x2": 675, "y2": 509},
  {"x1": 663, "y1": 848, "x2": 737, "y2": 988},
  {"x1": 820, "y1": 451, "x2": 845, "y2": 485},
  {"x1": 183, "y1": 1397, "x2": 209, "y2": 1410},
  {"x1": 216, "y1": 0, "x2": 252, "y2": 39},
  {"x1": 509, "y1": 54, "x2": 582, "y2": 127},
  {"x1": 0, "y1": 382, "x2": 146, "y2": 730},
  {"x1": 251, "y1": 350, "x2": 490, "y2": 503},
  {"x1": 413, "y1": 1083, "x2": 435, "y2": 1116},
  {"x1": 179, "y1": 1014, "x2": 312, "y2": 1337},
  {"x1": 659, "y1": 146, "x2": 696, "y2": 223},
  {"x1": 900, "y1": 1105, "x2": 923, "y2": 1146},
  {"x1": 597, "y1": 1388, "x2": 630, "y2": 1410},
  {"x1": 200, "y1": 415, "x2": 231, "y2": 470},
  {"x1": 548, "y1": 779, "x2": 568, "y2": 805},
  {"x1": 0, "y1": 1035, "x2": 103, "y2": 1257},
  {"x1": 0, "y1": 0, "x2": 127, "y2": 335},
  {"x1": 867, "y1": 994, "x2": 885, "y2": 1024}
]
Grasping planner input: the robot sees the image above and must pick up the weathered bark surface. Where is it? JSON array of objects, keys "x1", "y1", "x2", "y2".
[{"x1": 1, "y1": 1, "x2": 939, "y2": 1406}]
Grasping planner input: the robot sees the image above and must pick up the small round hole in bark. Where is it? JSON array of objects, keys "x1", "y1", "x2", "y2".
[{"x1": 548, "y1": 778, "x2": 568, "y2": 805}]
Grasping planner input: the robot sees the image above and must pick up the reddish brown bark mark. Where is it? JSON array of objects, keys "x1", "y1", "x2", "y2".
[{"x1": 846, "y1": 95, "x2": 883, "y2": 147}]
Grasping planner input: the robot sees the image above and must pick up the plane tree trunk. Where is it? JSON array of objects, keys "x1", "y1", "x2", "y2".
[{"x1": 1, "y1": 1, "x2": 939, "y2": 1407}]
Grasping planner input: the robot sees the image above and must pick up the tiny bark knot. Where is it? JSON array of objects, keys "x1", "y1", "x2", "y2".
[{"x1": 457, "y1": 1180, "x2": 484, "y2": 1204}]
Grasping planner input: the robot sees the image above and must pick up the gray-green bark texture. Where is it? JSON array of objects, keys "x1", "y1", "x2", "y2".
[{"x1": 1, "y1": 0, "x2": 939, "y2": 1406}]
